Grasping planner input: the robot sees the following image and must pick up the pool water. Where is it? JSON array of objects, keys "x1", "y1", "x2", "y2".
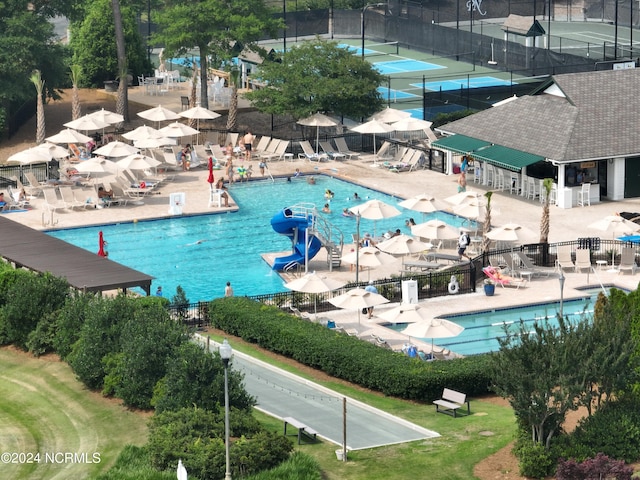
[
  {"x1": 385, "y1": 295, "x2": 600, "y2": 356},
  {"x1": 48, "y1": 176, "x2": 472, "y2": 302}
]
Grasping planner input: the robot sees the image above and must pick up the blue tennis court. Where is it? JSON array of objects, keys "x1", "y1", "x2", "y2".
[
  {"x1": 374, "y1": 59, "x2": 446, "y2": 75},
  {"x1": 411, "y1": 76, "x2": 516, "y2": 91},
  {"x1": 377, "y1": 87, "x2": 419, "y2": 100}
]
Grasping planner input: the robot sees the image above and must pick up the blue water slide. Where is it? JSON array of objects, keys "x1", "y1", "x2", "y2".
[{"x1": 270, "y1": 208, "x2": 322, "y2": 271}]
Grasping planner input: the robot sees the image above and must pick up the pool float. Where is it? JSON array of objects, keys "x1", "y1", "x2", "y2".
[{"x1": 448, "y1": 275, "x2": 460, "y2": 294}]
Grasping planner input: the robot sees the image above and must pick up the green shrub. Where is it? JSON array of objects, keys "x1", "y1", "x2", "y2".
[
  {"x1": 245, "y1": 451, "x2": 322, "y2": 480},
  {"x1": 513, "y1": 439, "x2": 557, "y2": 479}
]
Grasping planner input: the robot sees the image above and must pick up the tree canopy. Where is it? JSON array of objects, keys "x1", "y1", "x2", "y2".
[{"x1": 245, "y1": 38, "x2": 384, "y2": 120}]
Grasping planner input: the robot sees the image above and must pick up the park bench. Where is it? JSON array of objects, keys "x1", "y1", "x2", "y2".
[
  {"x1": 433, "y1": 388, "x2": 470, "y2": 417},
  {"x1": 283, "y1": 416, "x2": 318, "y2": 444}
]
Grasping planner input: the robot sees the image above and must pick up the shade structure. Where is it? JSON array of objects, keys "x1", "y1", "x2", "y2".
[
  {"x1": 444, "y1": 190, "x2": 484, "y2": 206},
  {"x1": 297, "y1": 113, "x2": 338, "y2": 154},
  {"x1": 98, "y1": 231, "x2": 107, "y2": 257},
  {"x1": 350, "y1": 120, "x2": 395, "y2": 160},
  {"x1": 137, "y1": 105, "x2": 181, "y2": 128},
  {"x1": 207, "y1": 157, "x2": 215, "y2": 186},
  {"x1": 390, "y1": 118, "x2": 433, "y2": 132},
  {"x1": 349, "y1": 199, "x2": 401, "y2": 220},
  {"x1": 64, "y1": 114, "x2": 109, "y2": 132},
  {"x1": 116, "y1": 154, "x2": 160, "y2": 171},
  {"x1": 369, "y1": 106, "x2": 411, "y2": 123},
  {"x1": 37, "y1": 142, "x2": 71, "y2": 159},
  {"x1": 178, "y1": 105, "x2": 221, "y2": 144},
  {"x1": 88, "y1": 108, "x2": 124, "y2": 125},
  {"x1": 398, "y1": 194, "x2": 447, "y2": 214},
  {"x1": 133, "y1": 136, "x2": 176, "y2": 149},
  {"x1": 378, "y1": 303, "x2": 433, "y2": 324},
  {"x1": 588, "y1": 215, "x2": 640, "y2": 270},
  {"x1": 340, "y1": 246, "x2": 397, "y2": 268},
  {"x1": 122, "y1": 125, "x2": 163, "y2": 141},
  {"x1": 74, "y1": 157, "x2": 116, "y2": 173},
  {"x1": 159, "y1": 121, "x2": 199, "y2": 138},
  {"x1": 453, "y1": 200, "x2": 488, "y2": 222},
  {"x1": 402, "y1": 318, "x2": 464, "y2": 351},
  {"x1": 284, "y1": 271, "x2": 346, "y2": 317},
  {"x1": 93, "y1": 140, "x2": 139, "y2": 158},
  {"x1": 6, "y1": 147, "x2": 51, "y2": 165},
  {"x1": 328, "y1": 287, "x2": 389, "y2": 324},
  {"x1": 411, "y1": 220, "x2": 459, "y2": 241},
  {"x1": 376, "y1": 234, "x2": 431, "y2": 255},
  {"x1": 46, "y1": 128, "x2": 92, "y2": 144},
  {"x1": 485, "y1": 223, "x2": 538, "y2": 244}
]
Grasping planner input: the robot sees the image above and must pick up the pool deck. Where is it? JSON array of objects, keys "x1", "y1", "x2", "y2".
[{"x1": 5, "y1": 85, "x2": 640, "y2": 356}]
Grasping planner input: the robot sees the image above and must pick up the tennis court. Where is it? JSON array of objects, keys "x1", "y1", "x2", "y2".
[
  {"x1": 372, "y1": 59, "x2": 446, "y2": 75},
  {"x1": 377, "y1": 86, "x2": 420, "y2": 100},
  {"x1": 411, "y1": 76, "x2": 517, "y2": 92}
]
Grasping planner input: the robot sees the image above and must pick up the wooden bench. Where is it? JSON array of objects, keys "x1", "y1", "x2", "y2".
[
  {"x1": 433, "y1": 388, "x2": 470, "y2": 417},
  {"x1": 283, "y1": 416, "x2": 318, "y2": 444}
]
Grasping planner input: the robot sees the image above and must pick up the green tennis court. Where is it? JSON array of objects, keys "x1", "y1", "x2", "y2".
[{"x1": 411, "y1": 76, "x2": 517, "y2": 91}]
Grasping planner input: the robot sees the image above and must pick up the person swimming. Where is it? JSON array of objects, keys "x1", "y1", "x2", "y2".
[{"x1": 342, "y1": 208, "x2": 355, "y2": 217}]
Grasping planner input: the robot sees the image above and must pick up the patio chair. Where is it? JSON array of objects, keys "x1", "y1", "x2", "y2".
[
  {"x1": 259, "y1": 139, "x2": 281, "y2": 158},
  {"x1": 483, "y1": 266, "x2": 528, "y2": 289},
  {"x1": 333, "y1": 137, "x2": 360, "y2": 160},
  {"x1": 574, "y1": 248, "x2": 592, "y2": 274},
  {"x1": 298, "y1": 140, "x2": 328, "y2": 162},
  {"x1": 261, "y1": 140, "x2": 289, "y2": 161},
  {"x1": 319, "y1": 141, "x2": 346, "y2": 161},
  {"x1": 618, "y1": 246, "x2": 637, "y2": 275},
  {"x1": 42, "y1": 187, "x2": 67, "y2": 212},
  {"x1": 515, "y1": 251, "x2": 550, "y2": 277},
  {"x1": 251, "y1": 136, "x2": 271, "y2": 158},
  {"x1": 59, "y1": 186, "x2": 90, "y2": 210},
  {"x1": 557, "y1": 246, "x2": 575, "y2": 272}
]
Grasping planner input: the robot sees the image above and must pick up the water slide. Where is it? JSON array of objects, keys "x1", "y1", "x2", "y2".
[{"x1": 270, "y1": 207, "x2": 322, "y2": 271}]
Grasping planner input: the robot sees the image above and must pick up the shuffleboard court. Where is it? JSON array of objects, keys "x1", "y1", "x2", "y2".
[
  {"x1": 374, "y1": 59, "x2": 447, "y2": 75},
  {"x1": 411, "y1": 76, "x2": 516, "y2": 91}
]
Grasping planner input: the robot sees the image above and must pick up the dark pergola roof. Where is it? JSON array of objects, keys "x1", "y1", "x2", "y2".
[
  {"x1": 502, "y1": 15, "x2": 546, "y2": 37},
  {"x1": 0, "y1": 217, "x2": 153, "y2": 294}
]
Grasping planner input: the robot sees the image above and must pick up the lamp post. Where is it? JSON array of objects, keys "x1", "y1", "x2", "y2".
[
  {"x1": 219, "y1": 339, "x2": 233, "y2": 480},
  {"x1": 355, "y1": 212, "x2": 361, "y2": 284},
  {"x1": 361, "y1": 3, "x2": 386, "y2": 58},
  {"x1": 558, "y1": 272, "x2": 565, "y2": 318}
]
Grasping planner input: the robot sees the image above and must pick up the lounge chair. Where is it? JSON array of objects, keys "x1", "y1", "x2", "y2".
[
  {"x1": 319, "y1": 141, "x2": 346, "y2": 161},
  {"x1": 483, "y1": 266, "x2": 528, "y2": 289},
  {"x1": 259, "y1": 139, "x2": 280, "y2": 159},
  {"x1": 557, "y1": 246, "x2": 575, "y2": 272},
  {"x1": 298, "y1": 140, "x2": 328, "y2": 162},
  {"x1": 333, "y1": 137, "x2": 360, "y2": 160},
  {"x1": 618, "y1": 246, "x2": 637, "y2": 275},
  {"x1": 95, "y1": 184, "x2": 123, "y2": 207},
  {"x1": 58, "y1": 186, "x2": 90, "y2": 210},
  {"x1": 502, "y1": 252, "x2": 521, "y2": 274},
  {"x1": 251, "y1": 136, "x2": 271, "y2": 159},
  {"x1": 42, "y1": 187, "x2": 67, "y2": 212},
  {"x1": 261, "y1": 140, "x2": 290, "y2": 162},
  {"x1": 515, "y1": 251, "x2": 550, "y2": 277},
  {"x1": 574, "y1": 248, "x2": 592, "y2": 274}
]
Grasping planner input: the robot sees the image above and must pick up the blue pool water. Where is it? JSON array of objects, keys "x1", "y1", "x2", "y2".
[
  {"x1": 48, "y1": 176, "x2": 472, "y2": 302},
  {"x1": 384, "y1": 292, "x2": 609, "y2": 356}
]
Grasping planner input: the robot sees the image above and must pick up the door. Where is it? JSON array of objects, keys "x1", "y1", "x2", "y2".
[
  {"x1": 624, "y1": 157, "x2": 640, "y2": 198},
  {"x1": 598, "y1": 160, "x2": 607, "y2": 198}
]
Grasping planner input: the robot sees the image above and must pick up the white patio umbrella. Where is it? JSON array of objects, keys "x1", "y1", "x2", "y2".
[
  {"x1": 453, "y1": 200, "x2": 488, "y2": 222},
  {"x1": 444, "y1": 190, "x2": 483, "y2": 206},
  {"x1": 398, "y1": 194, "x2": 448, "y2": 219},
  {"x1": 376, "y1": 234, "x2": 431, "y2": 256},
  {"x1": 284, "y1": 271, "x2": 345, "y2": 317},
  {"x1": 93, "y1": 140, "x2": 139, "y2": 158},
  {"x1": 158, "y1": 122, "x2": 199, "y2": 139},
  {"x1": 349, "y1": 199, "x2": 401, "y2": 222},
  {"x1": 378, "y1": 303, "x2": 433, "y2": 324},
  {"x1": 88, "y1": 108, "x2": 124, "y2": 125},
  {"x1": 6, "y1": 147, "x2": 51, "y2": 165},
  {"x1": 402, "y1": 317, "x2": 464, "y2": 351},
  {"x1": 328, "y1": 287, "x2": 389, "y2": 324},
  {"x1": 485, "y1": 222, "x2": 538, "y2": 269},
  {"x1": 350, "y1": 120, "x2": 395, "y2": 162},
  {"x1": 341, "y1": 246, "x2": 397, "y2": 281},
  {"x1": 411, "y1": 220, "x2": 459, "y2": 241},
  {"x1": 37, "y1": 142, "x2": 71, "y2": 159},
  {"x1": 122, "y1": 125, "x2": 163, "y2": 141},
  {"x1": 46, "y1": 128, "x2": 92, "y2": 144},
  {"x1": 390, "y1": 118, "x2": 434, "y2": 141},
  {"x1": 297, "y1": 113, "x2": 339, "y2": 154},
  {"x1": 64, "y1": 114, "x2": 109, "y2": 132},
  {"x1": 178, "y1": 105, "x2": 221, "y2": 144},
  {"x1": 117, "y1": 153, "x2": 160, "y2": 171},
  {"x1": 137, "y1": 105, "x2": 181, "y2": 128},
  {"x1": 588, "y1": 215, "x2": 640, "y2": 270},
  {"x1": 133, "y1": 137, "x2": 176, "y2": 149},
  {"x1": 369, "y1": 106, "x2": 411, "y2": 123},
  {"x1": 74, "y1": 157, "x2": 116, "y2": 173}
]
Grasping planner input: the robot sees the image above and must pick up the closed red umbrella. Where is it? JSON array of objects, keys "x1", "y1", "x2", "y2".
[
  {"x1": 207, "y1": 157, "x2": 214, "y2": 188},
  {"x1": 98, "y1": 231, "x2": 107, "y2": 257}
]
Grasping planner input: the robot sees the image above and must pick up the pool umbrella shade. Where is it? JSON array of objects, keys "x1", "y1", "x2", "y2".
[
  {"x1": 116, "y1": 154, "x2": 160, "y2": 171},
  {"x1": 7, "y1": 147, "x2": 51, "y2": 165},
  {"x1": 340, "y1": 246, "x2": 397, "y2": 268},
  {"x1": 74, "y1": 158, "x2": 115, "y2": 173},
  {"x1": 350, "y1": 120, "x2": 395, "y2": 160},
  {"x1": 93, "y1": 141, "x2": 139, "y2": 158},
  {"x1": 133, "y1": 137, "x2": 176, "y2": 149},
  {"x1": 588, "y1": 215, "x2": 640, "y2": 270},
  {"x1": 284, "y1": 272, "x2": 346, "y2": 317},
  {"x1": 122, "y1": 125, "x2": 163, "y2": 141},
  {"x1": 398, "y1": 194, "x2": 447, "y2": 214},
  {"x1": 178, "y1": 105, "x2": 221, "y2": 144},
  {"x1": 159, "y1": 122, "x2": 199, "y2": 138},
  {"x1": 378, "y1": 303, "x2": 433, "y2": 324},
  {"x1": 349, "y1": 199, "x2": 401, "y2": 220},
  {"x1": 207, "y1": 156, "x2": 215, "y2": 187},
  {"x1": 328, "y1": 287, "x2": 389, "y2": 324},
  {"x1": 88, "y1": 108, "x2": 124, "y2": 125},
  {"x1": 137, "y1": 105, "x2": 181, "y2": 128},
  {"x1": 401, "y1": 318, "x2": 464, "y2": 351},
  {"x1": 411, "y1": 220, "x2": 459, "y2": 241},
  {"x1": 376, "y1": 234, "x2": 431, "y2": 256},
  {"x1": 444, "y1": 190, "x2": 483, "y2": 206},
  {"x1": 369, "y1": 106, "x2": 411, "y2": 123},
  {"x1": 64, "y1": 114, "x2": 109, "y2": 132},
  {"x1": 46, "y1": 128, "x2": 92, "y2": 144},
  {"x1": 453, "y1": 200, "x2": 488, "y2": 222},
  {"x1": 297, "y1": 113, "x2": 338, "y2": 154},
  {"x1": 390, "y1": 118, "x2": 433, "y2": 133},
  {"x1": 37, "y1": 142, "x2": 71, "y2": 159},
  {"x1": 485, "y1": 223, "x2": 537, "y2": 244},
  {"x1": 98, "y1": 231, "x2": 107, "y2": 257}
]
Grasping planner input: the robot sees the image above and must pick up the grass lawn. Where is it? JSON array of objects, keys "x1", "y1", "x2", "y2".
[
  {"x1": 205, "y1": 332, "x2": 517, "y2": 480},
  {"x1": 0, "y1": 347, "x2": 149, "y2": 480}
]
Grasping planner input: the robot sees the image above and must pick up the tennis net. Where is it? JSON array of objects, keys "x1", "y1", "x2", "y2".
[{"x1": 363, "y1": 41, "x2": 400, "y2": 58}]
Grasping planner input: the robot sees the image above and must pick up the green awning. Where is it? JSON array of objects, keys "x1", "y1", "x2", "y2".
[
  {"x1": 470, "y1": 145, "x2": 545, "y2": 172},
  {"x1": 431, "y1": 135, "x2": 491, "y2": 155}
]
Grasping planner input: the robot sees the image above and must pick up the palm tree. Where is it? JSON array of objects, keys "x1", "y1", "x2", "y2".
[
  {"x1": 187, "y1": 66, "x2": 198, "y2": 129},
  {"x1": 539, "y1": 178, "x2": 553, "y2": 244},
  {"x1": 481, "y1": 191, "x2": 493, "y2": 253},
  {"x1": 30, "y1": 70, "x2": 45, "y2": 144},
  {"x1": 226, "y1": 66, "x2": 240, "y2": 132},
  {"x1": 69, "y1": 65, "x2": 82, "y2": 120},
  {"x1": 111, "y1": 0, "x2": 129, "y2": 125}
]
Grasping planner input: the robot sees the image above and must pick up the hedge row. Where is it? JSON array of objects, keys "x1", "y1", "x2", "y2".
[{"x1": 208, "y1": 297, "x2": 492, "y2": 402}]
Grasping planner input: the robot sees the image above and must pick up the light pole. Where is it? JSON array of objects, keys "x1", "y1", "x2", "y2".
[
  {"x1": 361, "y1": 3, "x2": 386, "y2": 58},
  {"x1": 558, "y1": 272, "x2": 565, "y2": 318},
  {"x1": 355, "y1": 213, "x2": 361, "y2": 284},
  {"x1": 220, "y1": 339, "x2": 233, "y2": 480}
]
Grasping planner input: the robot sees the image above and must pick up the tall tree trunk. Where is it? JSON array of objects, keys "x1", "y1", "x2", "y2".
[
  {"x1": 188, "y1": 68, "x2": 198, "y2": 129},
  {"x1": 70, "y1": 65, "x2": 82, "y2": 120},
  {"x1": 226, "y1": 67, "x2": 240, "y2": 132},
  {"x1": 481, "y1": 191, "x2": 493, "y2": 253},
  {"x1": 112, "y1": 0, "x2": 129, "y2": 126},
  {"x1": 539, "y1": 178, "x2": 553, "y2": 243},
  {"x1": 199, "y1": 53, "x2": 209, "y2": 109},
  {"x1": 30, "y1": 70, "x2": 45, "y2": 144}
]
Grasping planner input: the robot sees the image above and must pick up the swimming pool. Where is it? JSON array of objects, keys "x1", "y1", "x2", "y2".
[
  {"x1": 384, "y1": 293, "x2": 605, "y2": 356},
  {"x1": 48, "y1": 176, "x2": 473, "y2": 301}
]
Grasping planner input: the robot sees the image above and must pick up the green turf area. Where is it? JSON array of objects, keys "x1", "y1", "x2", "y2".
[{"x1": 0, "y1": 348, "x2": 148, "y2": 480}]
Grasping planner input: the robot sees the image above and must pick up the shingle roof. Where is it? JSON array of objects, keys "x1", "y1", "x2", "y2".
[{"x1": 438, "y1": 69, "x2": 640, "y2": 163}]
